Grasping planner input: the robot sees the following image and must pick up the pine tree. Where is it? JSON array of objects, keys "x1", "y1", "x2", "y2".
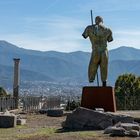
[{"x1": 115, "y1": 73, "x2": 140, "y2": 110}]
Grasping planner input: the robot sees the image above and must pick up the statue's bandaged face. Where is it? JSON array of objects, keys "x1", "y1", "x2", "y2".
[{"x1": 95, "y1": 16, "x2": 103, "y2": 25}]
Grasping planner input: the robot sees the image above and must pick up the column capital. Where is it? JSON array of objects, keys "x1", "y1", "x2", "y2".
[{"x1": 13, "y1": 58, "x2": 20, "y2": 61}]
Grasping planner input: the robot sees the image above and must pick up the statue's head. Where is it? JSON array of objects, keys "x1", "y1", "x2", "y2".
[{"x1": 95, "y1": 16, "x2": 103, "y2": 25}]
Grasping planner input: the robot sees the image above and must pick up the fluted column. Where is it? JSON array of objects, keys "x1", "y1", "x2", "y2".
[{"x1": 13, "y1": 58, "x2": 20, "y2": 108}]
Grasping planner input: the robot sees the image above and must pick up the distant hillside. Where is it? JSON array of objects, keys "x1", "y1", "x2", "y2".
[
  {"x1": 109, "y1": 46, "x2": 140, "y2": 61},
  {"x1": 0, "y1": 64, "x2": 53, "y2": 88},
  {"x1": 108, "y1": 60, "x2": 140, "y2": 85},
  {"x1": 0, "y1": 40, "x2": 140, "y2": 87}
]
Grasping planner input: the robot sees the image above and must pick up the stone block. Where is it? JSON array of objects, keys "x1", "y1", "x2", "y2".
[
  {"x1": 63, "y1": 107, "x2": 113, "y2": 130},
  {"x1": 104, "y1": 126, "x2": 126, "y2": 136},
  {"x1": 104, "y1": 126, "x2": 116, "y2": 134},
  {"x1": 17, "y1": 119, "x2": 26, "y2": 125},
  {"x1": 104, "y1": 122, "x2": 140, "y2": 137},
  {"x1": 39, "y1": 109, "x2": 48, "y2": 114},
  {"x1": 0, "y1": 115, "x2": 17, "y2": 128},
  {"x1": 47, "y1": 109, "x2": 63, "y2": 117},
  {"x1": 128, "y1": 130, "x2": 140, "y2": 137},
  {"x1": 63, "y1": 107, "x2": 134, "y2": 130},
  {"x1": 81, "y1": 86, "x2": 116, "y2": 112},
  {"x1": 110, "y1": 127, "x2": 126, "y2": 136},
  {"x1": 111, "y1": 114, "x2": 134, "y2": 124},
  {"x1": 120, "y1": 123, "x2": 140, "y2": 131}
]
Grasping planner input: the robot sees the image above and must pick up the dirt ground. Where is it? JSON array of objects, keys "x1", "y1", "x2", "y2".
[{"x1": 0, "y1": 111, "x2": 140, "y2": 140}]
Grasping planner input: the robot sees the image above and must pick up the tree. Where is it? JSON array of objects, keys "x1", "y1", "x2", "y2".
[
  {"x1": 0, "y1": 87, "x2": 8, "y2": 97},
  {"x1": 65, "y1": 100, "x2": 80, "y2": 111},
  {"x1": 115, "y1": 73, "x2": 140, "y2": 110}
]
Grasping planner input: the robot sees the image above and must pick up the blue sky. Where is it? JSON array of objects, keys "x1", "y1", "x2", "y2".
[{"x1": 0, "y1": 0, "x2": 140, "y2": 52}]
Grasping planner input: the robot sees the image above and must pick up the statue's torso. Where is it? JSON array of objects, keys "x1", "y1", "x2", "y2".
[{"x1": 83, "y1": 24, "x2": 113, "y2": 52}]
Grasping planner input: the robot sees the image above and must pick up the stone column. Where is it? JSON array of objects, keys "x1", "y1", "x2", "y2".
[{"x1": 13, "y1": 58, "x2": 20, "y2": 108}]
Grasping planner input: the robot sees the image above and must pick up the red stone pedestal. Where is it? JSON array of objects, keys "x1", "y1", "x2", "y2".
[{"x1": 81, "y1": 86, "x2": 116, "y2": 112}]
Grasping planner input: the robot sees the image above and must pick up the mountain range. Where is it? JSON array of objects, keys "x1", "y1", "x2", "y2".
[{"x1": 0, "y1": 40, "x2": 140, "y2": 88}]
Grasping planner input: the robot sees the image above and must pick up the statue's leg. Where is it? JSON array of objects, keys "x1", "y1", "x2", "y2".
[
  {"x1": 88, "y1": 51, "x2": 100, "y2": 82},
  {"x1": 100, "y1": 50, "x2": 108, "y2": 86}
]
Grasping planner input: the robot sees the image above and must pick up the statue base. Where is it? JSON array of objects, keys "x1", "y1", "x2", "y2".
[{"x1": 81, "y1": 86, "x2": 116, "y2": 112}]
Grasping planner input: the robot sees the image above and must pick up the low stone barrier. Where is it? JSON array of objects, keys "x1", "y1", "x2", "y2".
[
  {"x1": 17, "y1": 118, "x2": 26, "y2": 125},
  {"x1": 47, "y1": 109, "x2": 63, "y2": 117},
  {"x1": 0, "y1": 115, "x2": 17, "y2": 128}
]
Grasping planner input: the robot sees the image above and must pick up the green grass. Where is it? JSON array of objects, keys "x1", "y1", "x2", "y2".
[
  {"x1": 16, "y1": 127, "x2": 56, "y2": 139},
  {"x1": 0, "y1": 126, "x2": 103, "y2": 140},
  {"x1": 0, "y1": 125, "x2": 28, "y2": 140},
  {"x1": 71, "y1": 130, "x2": 100, "y2": 137},
  {"x1": 17, "y1": 128, "x2": 104, "y2": 140}
]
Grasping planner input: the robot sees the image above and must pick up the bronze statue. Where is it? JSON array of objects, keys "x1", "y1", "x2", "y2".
[{"x1": 82, "y1": 16, "x2": 113, "y2": 86}]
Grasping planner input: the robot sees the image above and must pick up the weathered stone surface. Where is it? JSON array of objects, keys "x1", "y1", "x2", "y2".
[
  {"x1": 17, "y1": 119, "x2": 26, "y2": 125},
  {"x1": 128, "y1": 130, "x2": 140, "y2": 137},
  {"x1": 120, "y1": 123, "x2": 140, "y2": 131},
  {"x1": 0, "y1": 115, "x2": 17, "y2": 128},
  {"x1": 110, "y1": 127, "x2": 126, "y2": 136},
  {"x1": 104, "y1": 126, "x2": 117, "y2": 134},
  {"x1": 111, "y1": 114, "x2": 134, "y2": 124},
  {"x1": 47, "y1": 109, "x2": 63, "y2": 117},
  {"x1": 63, "y1": 107, "x2": 112, "y2": 130},
  {"x1": 104, "y1": 122, "x2": 140, "y2": 137},
  {"x1": 63, "y1": 107, "x2": 134, "y2": 130}
]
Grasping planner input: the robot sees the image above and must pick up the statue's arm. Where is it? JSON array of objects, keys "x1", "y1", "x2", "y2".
[
  {"x1": 82, "y1": 26, "x2": 90, "y2": 39},
  {"x1": 107, "y1": 29, "x2": 113, "y2": 42},
  {"x1": 82, "y1": 33, "x2": 87, "y2": 39}
]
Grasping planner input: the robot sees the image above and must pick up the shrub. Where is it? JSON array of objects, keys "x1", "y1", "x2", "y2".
[{"x1": 115, "y1": 73, "x2": 140, "y2": 110}]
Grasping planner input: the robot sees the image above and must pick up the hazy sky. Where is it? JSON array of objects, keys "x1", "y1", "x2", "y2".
[{"x1": 0, "y1": 0, "x2": 140, "y2": 52}]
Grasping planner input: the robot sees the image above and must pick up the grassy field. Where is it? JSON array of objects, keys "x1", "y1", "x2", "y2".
[{"x1": 0, "y1": 111, "x2": 140, "y2": 140}]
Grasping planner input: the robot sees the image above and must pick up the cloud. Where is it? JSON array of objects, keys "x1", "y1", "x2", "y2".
[
  {"x1": 0, "y1": 34, "x2": 89, "y2": 52},
  {"x1": 0, "y1": 3, "x2": 140, "y2": 53},
  {"x1": 109, "y1": 30, "x2": 140, "y2": 49},
  {"x1": 0, "y1": 15, "x2": 89, "y2": 52},
  {"x1": 1, "y1": 25, "x2": 140, "y2": 52},
  {"x1": 115, "y1": 30, "x2": 140, "y2": 36}
]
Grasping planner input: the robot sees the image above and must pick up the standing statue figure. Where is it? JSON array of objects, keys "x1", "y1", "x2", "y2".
[{"x1": 82, "y1": 16, "x2": 113, "y2": 86}]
